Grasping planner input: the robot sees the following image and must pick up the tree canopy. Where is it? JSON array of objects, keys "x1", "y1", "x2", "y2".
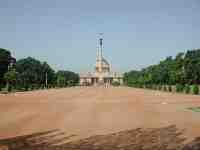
[
  {"x1": 14, "y1": 57, "x2": 79, "y2": 90},
  {"x1": 124, "y1": 49, "x2": 200, "y2": 87},
  {"x1": 56, "y1": 70, "x2": 79, "y2": 87},
  {"x1": 0, "y1": 49, "x2": 79, "y2": 91},
  {"x1": 0, "y1": 48, "x2": 11, "y2": 83}
]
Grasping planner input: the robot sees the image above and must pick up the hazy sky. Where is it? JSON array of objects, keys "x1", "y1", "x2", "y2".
[{"x1": 0, "y1": 0, "x2": 200, "y2": 73}]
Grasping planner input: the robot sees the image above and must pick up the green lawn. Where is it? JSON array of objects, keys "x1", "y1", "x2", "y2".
[{"x1": 188, "y1": 107, "x2": 200, "y2": 112}]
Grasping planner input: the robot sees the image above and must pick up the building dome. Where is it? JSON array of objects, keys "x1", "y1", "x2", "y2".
[
  {"x1": 95, "y1": 57, "x2": 110, "y2": 73},
  {"x1": 79, "y1": 36, "x2": 123, "y2": 86},
  {"x1": 102, "y1": 57, "x2": 110, "y2": 68}
]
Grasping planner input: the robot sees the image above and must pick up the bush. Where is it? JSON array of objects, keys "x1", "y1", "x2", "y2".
[
  {"x1": 168, "y1": 85, "x2": 172, "y2": 92},
  {"x1": 8, "y1": 84, "x2": 12, "y2": 92},
  {"x1": 134, "y1": 84, "x2": 140, "y2": 88},
  {"x1": 0, "y1": 84, "x2": 2, "y2": 91},
  {"x1": 138, "y1": 84, "x2": 143, "y2": 88},
  {"x1": 158, "y1": 85, "x2": 162, "y2": 90},
  {"x1": 29, "y1": 84, "x2": 34, "y2": 90},
  {"x1": 145, "y1": 84, "x2": 153, "y2": 89},
  {"x1": 192, "y1": 85, "x2": 199, "y2": 95},
  {"x1": 31, "y1": 84, "x2": 38, "y2": 90},
  {"x1": 185, "y1": 84, "x2": 190, "y2": 94},
  {"x1": 152, "y1": 85, "x2": 157, "y2": 90},
  {"x1": 129, "y1": 84, "x2": 135, "y2": 87},
  {"x1": 163, "y1": 86, "x2": 167, "y2": 91},
  {"x1": 149, "y1": 84, "x2": 153, "y2": 89},
  {"x1": 176, "y1": 84, "x2": 184, "y2": 93},
  {"x1": 112, "y1": 81, "x2": 120, "y2": 86},
  {"x1": 25, "y1": 85, "x2": 29, "y2": 91}
]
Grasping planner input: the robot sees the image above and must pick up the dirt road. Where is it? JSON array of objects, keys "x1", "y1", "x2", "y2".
[{"x1": 0, "y1": 87, "x2": 200, "y2": 141}]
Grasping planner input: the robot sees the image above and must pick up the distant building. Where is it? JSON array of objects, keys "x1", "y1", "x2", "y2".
[
  {"x1": 9, "y1": 57, "x2": 16, "y2": 68},
  {"x1": 79, "y1": 37, "x2": 123, "y2": 86}
]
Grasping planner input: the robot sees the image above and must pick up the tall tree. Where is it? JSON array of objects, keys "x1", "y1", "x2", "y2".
[
  {"x1": 0, "y1": 48, "x2": 11, "y2": 84},
  {"x1": 4, "y1": 68, "x2": 18, "y2": 91},
  {"x1": 124, "y1": 49, "x2": 200, "y2": 88},
  {"x1": 56, "y1": 70, "x2": 79, "y2": 87},
  {"x1": 41, "y1": 62, "x2": 55, "y2": 87},
  {"x1": 16, "y1": 57, "x2": 44, "y2": 89},
  {"x1": 184, "y1": 49, "x2": 200, "y2": 84}
]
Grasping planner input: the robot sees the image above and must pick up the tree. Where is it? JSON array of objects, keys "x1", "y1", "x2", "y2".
[
  {"x1": 184, "y1": 49, "x2": 200, "y2": 84},
  {"x1": 16, "y1": 57, "x2": 41, "y2": 89},
  {"x1": 123, "y1": 70, "x2": 143, "y2": 86},
  {"x1": 56, "y1": 70, "x2": 79, "y2": 87},
  {"x1": 4, "y1": 69, "x2": 18, "y2": 92},
  {"x1": 15, "y1": 57, "x2": 56, "y2": 90},
  {"x1": 0, "y1": 48, "x2": 11, "y2": 85},
  {"x1": 124, "y1": 49, "x2": 200, "y2": 95},
  {"x1": 56, "y1": 73, "x2": 66, "y2": 87},
  {"x1": 41, "y1": 62, "x2": 55, "y2": 88},
  {"x1": 176, "y1": 84, "x2": 184, "y2": 93},
  {"x1": 185, "y1": 84, "x2": 190, "y2": 94},
  {"x1": 192, "y1": 85, "x2": 199, "y2": 95}
]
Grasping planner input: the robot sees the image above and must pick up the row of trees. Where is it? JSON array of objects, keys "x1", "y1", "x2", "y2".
[
  {"x1": 124, "y1": 49, "x2": 200, "y2": 94},
  {"x1": 0, "y1": 48, "x2": 12, "y2": 86},
  {"x1": 0, "y1": 48, "x2": 79, "y2": 92}
]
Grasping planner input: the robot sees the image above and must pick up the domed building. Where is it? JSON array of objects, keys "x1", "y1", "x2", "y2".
[{"x1": 79, "y1": 37, "x2": 123, "y2": 86}]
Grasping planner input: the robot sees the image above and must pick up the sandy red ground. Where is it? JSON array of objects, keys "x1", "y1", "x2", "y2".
[{"x1": 0, "y1": 87, "x2": 200, "y2": 141}]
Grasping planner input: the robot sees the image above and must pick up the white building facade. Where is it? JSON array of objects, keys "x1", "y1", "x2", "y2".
[{"x1": 79, "y1": 37, "x2": 123, "y2": 86}]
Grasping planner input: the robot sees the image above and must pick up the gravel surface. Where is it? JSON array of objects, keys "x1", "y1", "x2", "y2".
[{"x1": 0, "y1": 87, "x2": 200, "y2": 149}]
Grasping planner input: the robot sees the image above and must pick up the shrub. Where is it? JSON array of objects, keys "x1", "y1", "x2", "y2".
[
  {"x1": 131, "y1": 84, "x2": 136, "y2": 87},
  {"x1": 0, "y1": 84, "x2": 2, "y2": 91},
  {"x1": 31, "y1": 84, "x2": 38, "y2": 90},
  {"x1": 8, "y1": 84, "x2": 12, "y2": 92},
  {"x1": 149, "y1": 84, "x2": 153, "y2": 89},
  {"x1": 112, "y1": 81, "x2": 120, "y2": 86},
  {"x1": 185, "y1": 84, "x2": 190, "y2": 94},
  {"x1": 163, "y1": 86, "x2": 167, "y2": 91},
  {"x1": 15, "y1": 84, "x2": 21, "y2": 91},
  {"x1": 30, "y1": 84, "x2": 34, "y2": 90},
  {"x1": 168, "y1": 85, "x2": 172, "y2": 92},
  {"x1": 135, "y1": 84, "x2": 140, "y2": 88},
  {"x1": 158, "y1": 85, "x2": 162, "y2": 90},
  {"x1": 145, "y1": 84, "x2": 153, "y2": 89},
  {"x1": 25, "y1": 85, "x2": 29, "y2": 91},
  {"x1": 138, "y1": 84, "x2": 143, "y2": 88},
  {"x1": 152, "y1": 85, "x2": 157, "y2": 90},
  {"x1": 192, "y1": 85, "x2": 199, "y2": 95},
  {"x1": 67, "y1": 80, "x2": 74, "y2": 87},
  {"x1": 176, "y1": 84, "x2": 184, "y2": 93}
]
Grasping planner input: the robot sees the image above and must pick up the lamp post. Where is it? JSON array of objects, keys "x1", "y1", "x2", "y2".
[{"x1": 45, "y1": 72, "x2": 48, "y2": 88}]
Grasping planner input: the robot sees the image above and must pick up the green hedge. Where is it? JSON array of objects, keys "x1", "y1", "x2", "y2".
[
  {"x1": 192, "y1": 85, "x2": 199, "y2": 95},
  {"x1": 176, "y1": 84, "x2": 184, "y2": 93},
  {"x1": 112, "y1": 81, "x2": 120, "y2": 86},
  {"x1": 168, "y1": 85, "x2": 172, "y2": 92},
  {"x1": 185, "y1": 84, "x2": 190, "y2": 94},
  {"x1": 126, "y1": 83, "x2": 200, "y2": 96}
]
